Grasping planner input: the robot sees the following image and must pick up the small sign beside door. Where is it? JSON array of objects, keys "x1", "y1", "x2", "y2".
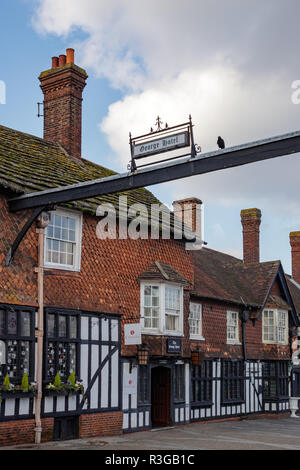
[{"x1": 124, "y1": 323, "x2": 142, "y2": 345}]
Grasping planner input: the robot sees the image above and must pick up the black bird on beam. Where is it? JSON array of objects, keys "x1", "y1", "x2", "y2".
[{"x1": 217, "y1": 136, "x2": 225, "y2": 149}]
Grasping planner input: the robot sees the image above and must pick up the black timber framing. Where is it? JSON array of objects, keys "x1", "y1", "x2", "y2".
[{"x1": 7, "y1": 130, "x2": 300, "y2": 212}]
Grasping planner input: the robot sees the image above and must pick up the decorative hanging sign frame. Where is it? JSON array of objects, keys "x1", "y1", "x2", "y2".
[{"x1": 128, "y1": 115, "x2": 200, "y2": 172}]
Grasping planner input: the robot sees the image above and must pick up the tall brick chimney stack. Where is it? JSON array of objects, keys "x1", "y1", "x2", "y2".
[
  {"x1": 241, "y1": 208, "x2": 261, "y2": 264},
  {"x1": 39, "y1": 48, "x2": 88, "y2": 159},
  {"x1": 290, "y1": 232, "x2": 300, "y2": 284},
  {"x1": 172, "y1": 198, "x2": 202, "y2": 238}
]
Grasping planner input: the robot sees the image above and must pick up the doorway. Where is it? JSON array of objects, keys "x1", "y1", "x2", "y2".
[{"x1": 151, "y1": 366, "x2": 172, "y2": 427}]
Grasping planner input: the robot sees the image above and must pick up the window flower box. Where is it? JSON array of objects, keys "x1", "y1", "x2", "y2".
[
  {"x1": 0, "y1": 390, "x2": 37, "y2": 400},
  {"x1": 45, "y1": 375, "x2": 84, "y2": 397}
]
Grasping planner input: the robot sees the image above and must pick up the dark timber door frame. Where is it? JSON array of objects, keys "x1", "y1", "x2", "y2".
[{"x1": 151, "y1": 366, "x2": 172, "y2": 427}]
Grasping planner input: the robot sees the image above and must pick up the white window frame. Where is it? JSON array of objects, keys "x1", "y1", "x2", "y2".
[
  {"x1": 189, "y1": 302, "x2": 204, "y2": 340},
  {"x1": 44, "y1": 208, "x2": 83, "y2": 272},
  {"x1": 140, "y1": 281, "x2": 184, "y2": 336},
  {"x1": 226, "y1": 311, "x2": 240, "y2": 344},
  {"x1": 262, "y1": 309, "x2": 288, "y2": 345}
]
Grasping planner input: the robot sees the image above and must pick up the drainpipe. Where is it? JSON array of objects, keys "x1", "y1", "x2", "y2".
[
  {"x1": 34, "y1": 213, "x2": 50, "y2": 444},
  {"x1": 240, "y1": 309, "x2": 249, "y2": 362}
]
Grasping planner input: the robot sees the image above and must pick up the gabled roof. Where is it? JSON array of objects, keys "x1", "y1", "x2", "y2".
[
  {"x1": 138, "y1": 261, "x2": 191, "y2": 287},
  {"x1": 191, "y1": 247, "x2": 299, "y2": 324},
  {"x1": 286, "y1": 275, "x2": 300, "y2": 315}
]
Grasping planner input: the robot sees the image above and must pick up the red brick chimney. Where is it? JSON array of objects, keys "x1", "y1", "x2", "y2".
[
  {"x1": 290, "y1": 231, "x2": 300, "y2": 284},
  {"x1": 241, "y1": 208, "x2": 261, "y2": 264},
  {"x1": 39, "y1": 48, "x2": 88, "y2": 159},
  {"x1": 172, "y1": 198, "x2": 202, "y2": 238}
]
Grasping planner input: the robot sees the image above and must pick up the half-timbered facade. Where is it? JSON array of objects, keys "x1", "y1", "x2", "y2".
[{"x1": 0, "y1": 49, "x2": 299, "y2": 446}]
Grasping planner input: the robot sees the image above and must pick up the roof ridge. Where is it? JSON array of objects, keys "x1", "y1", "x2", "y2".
[{"x1": 0, "y1": 124, "x2": 61, "y2": 149}]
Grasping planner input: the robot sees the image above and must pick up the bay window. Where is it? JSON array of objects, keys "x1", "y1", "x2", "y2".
[{"x1": 141, "y1": 283, "x2": 184, "y2": 335}]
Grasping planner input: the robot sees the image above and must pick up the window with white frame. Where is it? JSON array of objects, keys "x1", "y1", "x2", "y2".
[
  {"x1": 141, "y1": 283, "x2": 183, "y2": 335},
  {"x1": 189, "y1": 303, "x2": 203, "y2": 339},
  {"x1": 262, "y1": 309, "x2": 288, "y2": 344},
  {"x1": 44, "y1": 210, "x2": 82, "y2": 271},
  {"x1": 227, "y1": 311, "x2": 239, "y2": 343},
  {"x1": 143, "y1": 285, "x2": 160, "y2": 329},
  {"x1": 165, "y1": 286, "x2": 181, "y2": 332}
]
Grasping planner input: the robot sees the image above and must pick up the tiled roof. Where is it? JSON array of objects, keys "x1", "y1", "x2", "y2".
[
  {"x1": 138, "y1": 261, "x2": 191, "y2": 287},
  {"x1": 286, "y1": 275, "x2": 300, "y2": 315},
  {"x1": 191, "y1": 247, "x2": 281, "y2": 312},
  {"x1": 0, "y1": 124, "x2": 164, "y2": 214}
]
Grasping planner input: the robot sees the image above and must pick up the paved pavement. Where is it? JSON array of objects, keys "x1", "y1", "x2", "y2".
[{"x1": 2, "y1": 416, "x2": 300, "y2": 451}]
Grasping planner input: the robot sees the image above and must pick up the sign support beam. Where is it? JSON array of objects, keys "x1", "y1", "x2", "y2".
[{"x1": 8, "y1": 130, "x2": 300, "y2": 213}]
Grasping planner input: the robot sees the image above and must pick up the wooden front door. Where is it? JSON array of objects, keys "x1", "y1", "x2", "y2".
[{"x1": 151, "y1": 366, "x2": 171, "y2": 427}]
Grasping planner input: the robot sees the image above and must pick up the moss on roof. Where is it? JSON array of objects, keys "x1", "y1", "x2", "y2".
[{"x1": 0, "y1": 124, "x2": 163, "y2": 215}]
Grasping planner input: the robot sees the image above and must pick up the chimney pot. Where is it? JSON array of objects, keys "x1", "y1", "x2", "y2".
[
  {"x1": 66, "y1": 48, "x2": 75, "y2": 64},
  {"x1": 39, "y1": 49, "x2": 88, "y2": 159},
  {"x1": 59, "y1": 54, "x2": 66, "y2": 67},
  {"x1": 52, "y1": 57, "x2": 59, "y2": 69},
  {"x1": 241, "y1": 208, "x2": 261, "y2": 264}
]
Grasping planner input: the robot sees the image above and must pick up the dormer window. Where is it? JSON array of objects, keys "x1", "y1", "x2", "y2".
[
  {"x1": 139, "y1": 262, "x2": 188, "y2": 337},
  {"x1": 141, "y1": 282, "x2": 184, "y2": 336}
]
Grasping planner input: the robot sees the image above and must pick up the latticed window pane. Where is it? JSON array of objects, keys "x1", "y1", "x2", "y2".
[
  {"x1": 69, "y1": 344, "x2": 76, "y2": 374},
  {"x1": 191, "y1": 361, "x2": 213, "y2": 403},
  {"x1": 222, "y1": 360, "x2": 244, "y2": 403},
  {"x1": 263, "y1": 310, "x2": 276, "y2": 342},
  {"x1": 227, "y1": 311, "x2": 238, "y2": 341},
  {"x1": 189, "y1": 303, "x2": 202, "y2": 336},
  {"x1": 143, "y1": 286, "x2": 160, "y2": 329},
  {"x1": 20, "y1": 311, "x2": 31, "y2": 337},
  {"x1": 138, "y1": 366, "x2": 149, "y2": 404},
  {"x1": 165, "y1": 287, "x2": 180, "y2": 332},
  {"x1": 7, "y1": 340, "x2": 18, "y2": 378},
  {"x1": 0, "y1": 307, "x2": 34, "y2": 381},
  {"x1": 46, "y1": 312, "x2": 79, "y2": 380},
  {"x1": 278, "y1": 311, "x2": 287, "y2": 343},
  {"x1": 174, "y1": 365, "x2": 185, "y2": 402}
]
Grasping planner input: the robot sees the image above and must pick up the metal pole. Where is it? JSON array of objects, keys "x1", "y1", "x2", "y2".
[{"x1": 34, "y1": 212, "x2": 50, "y2": 444}]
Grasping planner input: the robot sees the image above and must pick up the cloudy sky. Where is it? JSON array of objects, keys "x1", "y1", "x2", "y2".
[{"x1": 1, "y1": 0, "x2": 300, "y2": 272}]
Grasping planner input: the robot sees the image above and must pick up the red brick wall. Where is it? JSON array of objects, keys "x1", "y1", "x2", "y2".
[
  {"x1": 39, "y1": 63, "x2": 87, "y2": 159},
  {"x1": 290, "y1": 232, "x2": 300, "y2": 285},
  {"x1": 0, "y1": 417, "x2": 54, "y2": 447},
  {"x1": 190, "y1": 298, "x2": 290, "y2": 360},
  {"x1": 79, "y1": 411, "x2": 123, "y2": 438},
  {"x1": 0, "y1": 195, "x2": 38, "y2": 305},
  {"x1": 241, "y1": 208, "x2": 261, "y2": 264}
]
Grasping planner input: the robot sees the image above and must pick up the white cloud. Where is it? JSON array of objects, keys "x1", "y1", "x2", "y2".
[{"x1": 31, "y1": 0, "x2": 300, "y2": 266}]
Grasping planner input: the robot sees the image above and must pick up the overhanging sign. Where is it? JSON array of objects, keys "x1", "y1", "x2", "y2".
[
  {"x1": 133, "y1": 131, "x2": 190, "y2": 158},
  {"x1": 128, "y1": 115, "x2": 200, "y2": 172}
]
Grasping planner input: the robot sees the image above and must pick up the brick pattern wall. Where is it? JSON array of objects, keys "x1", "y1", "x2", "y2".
[
  {"x1": 0, "y1": 195, "x2": 38, "y2": 305},
  {"x1": 241, "y1": 208, "x2": 262, "y2": 264},
  {"x1": 290, "y1": 231, "x2": 300, "y2": 285},
  {"x1": 39, "y1": 64, "x2": 87, "y2": 158},
  {"x1": 190, "y1": 297, "x2": 290, "y2": 361},
  {"x1": 0, "y1": 418, "x2": 54, "y2": 447},
  {"x1": 79, "y1": 411, "x2": 123, "y2": 438}
]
